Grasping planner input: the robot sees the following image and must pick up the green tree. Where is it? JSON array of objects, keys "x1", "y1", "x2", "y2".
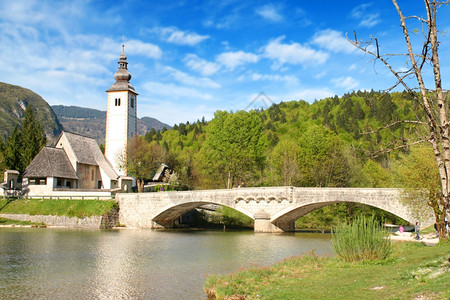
[
  {"x1": 198, "y1": 110, "x2": 267, "y2": 188},
  {"x1": 268, "y1": 138, "x2": 301, "y2": 186},
  {"x1": 21, "y1": 106, "x2": 46, "y2": 168},
  {"x1": 120, "y1": 136, "x2": 166, "y2": 193},
  {"x1": 3, "y1": 125, "x2": 23, "y2": 172},
  {"x1": 361, "y1": 160, "x2": 392, "y2": 188},
  {"x1": 392, "y1": 145, "x2": 445, "y2": 234},
  {"x1": 298, "y1": 125, "x2": 350, "y2": 187},
  {"x1": 0, "y1": 138, "x2": 5, "y2": 181}
]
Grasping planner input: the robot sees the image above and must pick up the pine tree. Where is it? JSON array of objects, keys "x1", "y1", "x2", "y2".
[
  {"x1": 21, "y1": 106, "x2": 46, "y2": 168},
  {"x1": 4, "y1": 125, "x2": 23, "y2": 172}
]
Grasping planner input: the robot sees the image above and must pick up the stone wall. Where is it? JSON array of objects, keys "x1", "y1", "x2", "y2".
[{"x1": 0, "y1": 207, "x2": 119, "y2": 229}]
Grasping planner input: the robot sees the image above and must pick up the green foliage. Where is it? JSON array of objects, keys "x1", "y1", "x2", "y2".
[
  {"x1": 1, "y1": 105, "x2": 46, "y2": 173},
  {"x1": 198, "y1": 110, "x2": 267, "y2": 188},
  {"x1": 392, "y1": 145, "x2": 447, "y2": 237},
  {"x1": 298, "y1": 125, "x2": 351, "y2": 187},
  {"x1": 267, "y1": 138, "x2": 301, "y2": 186},
  {"x1": 296, "y1": 203, "x2": 407, "y2": 230},
  {"x1": 120, "y1": 136, "x2": 166, "y2": 192},
  {"x1": 20, "y1": 106, "x2": 46, "y2": 169},
  {"x1": 332, "y1": 215, "x2": 392, "y2": 262},
  {"x1": 3, "y1": 126, "x2": 23, "y2": 172},
  {"x1": 217, "y1": 206, "x2": 254, "y2": 228}
]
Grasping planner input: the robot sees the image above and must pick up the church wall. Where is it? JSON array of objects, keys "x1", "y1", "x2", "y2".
[
  {"x1": 55, "y1": 134, "x2": 78, "y2": 172},
  {"x1": 77, "y1": 163, "x2": 98, "y2": 189}
]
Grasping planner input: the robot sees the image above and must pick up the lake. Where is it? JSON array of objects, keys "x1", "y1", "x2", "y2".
[{"x1": 0, "y1": 228, "x2": 332, "y2": 299}]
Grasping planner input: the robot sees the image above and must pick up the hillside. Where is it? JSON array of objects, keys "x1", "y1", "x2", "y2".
[
  {"x1": 52, "y1": 105, "x2": 171, "y2": 144},
  {"x1": 142, "y1": 90, "x2": 427, "y2": 191},
  {"x1": 0, "y1": 82, "x2": 63, "y2": 142}
]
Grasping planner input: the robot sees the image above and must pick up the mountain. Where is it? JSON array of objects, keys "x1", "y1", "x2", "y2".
[
  {"x1": 0, "y1": 82, "x2": 63, "y2": 142},
  {"x1": 52, "y1": 105, "x2": 171, "y2": 144}
]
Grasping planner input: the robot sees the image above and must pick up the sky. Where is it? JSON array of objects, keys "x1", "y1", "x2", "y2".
[{"x1": 1, "y1": 1, "x2": 450, "y2": 126}]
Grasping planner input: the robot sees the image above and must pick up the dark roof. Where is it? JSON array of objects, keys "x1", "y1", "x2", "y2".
[
  {"x1": 63, "y1": 132, "x2": 98, "y2": 165},
  {"x1": 62, "y1": 132, "x2": 118, "y2": 180},
  {"x1": 23, "y1": 147, "x2": 78, "y2": 179},
  {"x1": 106, "y1": 81, "x2": 137, "y2": 94}
]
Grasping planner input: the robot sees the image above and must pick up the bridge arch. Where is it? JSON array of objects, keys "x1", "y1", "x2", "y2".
[
  {"x1": 271, "y1": 200, "x2": 415, "y2": 228},
  {"x1": 152, "y1": 200, "x2": 254, "y2": 228}
]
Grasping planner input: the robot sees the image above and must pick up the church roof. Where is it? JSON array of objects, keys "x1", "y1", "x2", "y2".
[
  {"x1": 23, "y1": 147, "x2": 78, "y2": 179},
  {"x1": 62, "y1": 132, "x2": 119, "y2": 180}
]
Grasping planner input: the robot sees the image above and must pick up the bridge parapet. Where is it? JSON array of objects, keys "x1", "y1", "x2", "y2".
[{"x1": 117, "y1": 187, "x2": 434, "y2": 232}]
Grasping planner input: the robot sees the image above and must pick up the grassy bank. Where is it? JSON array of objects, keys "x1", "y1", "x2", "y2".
[
  {"x1": 0, "y1": 199, "x2": 117, "y2": 218},
  {"x1": 205, "y1": 242, "x2": 450, "y2": 299}
]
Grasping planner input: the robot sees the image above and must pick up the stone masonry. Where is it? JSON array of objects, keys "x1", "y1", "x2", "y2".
[{"x1": 117, "y1": 187, "x2": 435, "y2": 232}]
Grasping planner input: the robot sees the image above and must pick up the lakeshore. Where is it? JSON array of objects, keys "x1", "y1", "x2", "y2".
[{"x1": 204, "y1": 240, "x2": 450, "y2": 300}]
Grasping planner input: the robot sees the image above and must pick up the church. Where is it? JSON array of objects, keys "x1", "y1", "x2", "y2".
[{"x1": 21, "y1": 46, "x2": 137, "y2": 198}]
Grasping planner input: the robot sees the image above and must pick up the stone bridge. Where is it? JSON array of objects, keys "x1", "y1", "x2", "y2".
[{"x1": 116, "y1": 187, "x2": 434, "y2": 232}]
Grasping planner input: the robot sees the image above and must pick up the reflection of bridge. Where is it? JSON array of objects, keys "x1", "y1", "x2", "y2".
[{"x1": 117, "y1": 187, "x2": 434, "y2": 232}]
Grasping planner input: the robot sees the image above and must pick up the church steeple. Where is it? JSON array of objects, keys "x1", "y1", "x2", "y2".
[
  {"x1": 106, "y1": 45, "x2": 136, "y2": 93},
  {"x1": 105, "y1": 45, "x2": 138, "y2": 176}
]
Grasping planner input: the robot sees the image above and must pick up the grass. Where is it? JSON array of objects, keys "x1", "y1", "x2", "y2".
[
  {"x1": 204, "y1": 241, "x2": 450, "y2": 299},
  {"x1": 0, "y1": 199, "x2": 117, "y2": 218},
  {"x1": 0, "y1": 217, "x2": 45, "y2": 226},
  {"x1": 332, "y1": 216, "x2": 392, "y2": 262}
]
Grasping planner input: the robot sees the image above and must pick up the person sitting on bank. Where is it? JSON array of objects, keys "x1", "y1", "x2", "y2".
[{"x1": 414, "y1": 222, "x2": 420, "y2": 240}]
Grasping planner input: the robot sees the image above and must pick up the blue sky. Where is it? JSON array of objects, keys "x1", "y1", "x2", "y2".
[{"x1": 1, "y1": 1, "x2": 449, "y2": 125}]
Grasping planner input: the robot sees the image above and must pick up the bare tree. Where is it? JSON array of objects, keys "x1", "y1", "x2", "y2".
[{"x1": 348, "y1": 0, "x2": 449, "y2": 239}]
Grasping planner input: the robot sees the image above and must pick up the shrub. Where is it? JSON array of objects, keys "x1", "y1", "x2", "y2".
[{"x1": 332, "y1": 215, "x2": 392, "y2": 262}]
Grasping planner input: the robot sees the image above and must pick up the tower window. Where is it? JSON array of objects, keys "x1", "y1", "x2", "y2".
[
  {"x1": 115, "y1": 98, "x2": 121, "y2": 106},
  {"x1": 131, "y1": 97, "x2": 134, "y2": 108}
]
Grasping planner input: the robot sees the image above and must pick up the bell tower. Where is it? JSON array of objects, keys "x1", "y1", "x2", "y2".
[{"x1": 105, "y1": 45, "x2": 138, "y2": 176}]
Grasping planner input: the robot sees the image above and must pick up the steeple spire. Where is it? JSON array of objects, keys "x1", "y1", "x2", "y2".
[{"x1": 106, "y1": 45, "x2": 136, "y2": 93}]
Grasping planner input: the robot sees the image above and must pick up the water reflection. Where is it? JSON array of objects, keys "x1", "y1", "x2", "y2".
[{"x1": 0, "y1": 229, "x2": 331, "y2": 299}]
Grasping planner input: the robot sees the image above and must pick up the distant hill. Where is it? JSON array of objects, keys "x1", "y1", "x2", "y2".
[
  {"x1": 0, "y1": 82, "x2": 63, "y2": 142},
  {"x1": 52, "y1": 105, "x2": 171, "y2": 144}
]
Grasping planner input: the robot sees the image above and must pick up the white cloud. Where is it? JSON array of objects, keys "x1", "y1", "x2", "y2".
[
  {"x1": 287, "y1": 89, "x2": 335, "y2": 102},
  {"x1": 332, "y1": 76, "x2": 360, "y2": 90},
  {"x1": 263, "y1": 36, "x2": 328, "y2": 67},
  {"x1": 183, "y1": 54, "x2": 220, "y2": 76},
  {"x1": 216, "y1": 51, "x2": 259, "y2": 70},
  {"x1": 142, "y1": 81, "x2": 213, "y2": 101},
  {"x1": 250, "y1": 72, "x2": 299, "y2": 86},
  {"x1": 351, "y1": 3, "x2": 381, "y2": 28},
  {"x1": 156, "y1": 27, "x2": 209, "y2": 46},
  {"x1": 163, "y1": 66, "x2": 221, "y2": 89},
  {"x1": 125, "y1": 39, "x2": 162, "y2": 59},
  {"x1": 311, "y1": 29, "x2": 356, "y2": 54},
  {"x1": 256, "y1": 4, "x2": 283, "y2": 22}
]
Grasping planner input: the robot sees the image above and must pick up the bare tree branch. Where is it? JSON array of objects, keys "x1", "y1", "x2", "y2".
[{"x1": 361, "y1": 120, "x2": 425, "y2": 135}]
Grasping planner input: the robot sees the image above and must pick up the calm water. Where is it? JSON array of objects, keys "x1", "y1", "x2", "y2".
[{"x1": 0, "y1": 228, "x2": 332, "y2": 299}]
